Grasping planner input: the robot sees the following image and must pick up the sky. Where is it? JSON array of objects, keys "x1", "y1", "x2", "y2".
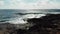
[{"x1": 0, "y1": 0, "x2": 60, "y2": 9}]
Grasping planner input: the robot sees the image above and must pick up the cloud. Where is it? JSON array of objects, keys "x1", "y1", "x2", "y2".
[
  {"x1": 22, "y1": 0, "x2": 38, "y2": 3},
  {"x1": 0, "y1": 1, "x2": 4, "y2": 6},
  {"x1": 0, "y1": 0, "x2": 60, "y2": 9},
  {"x1": 36, "y1": 0, "x2": 60, "y2": 9}
]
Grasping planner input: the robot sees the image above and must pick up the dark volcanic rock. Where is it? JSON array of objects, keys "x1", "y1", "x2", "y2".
[
  {"x1": 0, "y1": 14, "x2": 60, "y2": 34},
  {"x1": 9, "y1": 14, "x2": 60, "y2": 34},
  {"x1": 26, "y1": 14, "x2": 60, "y2": 34}
]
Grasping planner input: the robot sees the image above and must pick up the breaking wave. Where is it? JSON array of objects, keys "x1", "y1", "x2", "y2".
[
  {"x1": 0, "y1": 9, "x2": 60, "y2": 24},
  {"x1": 6, "y1": 14, "x2": 46, "y2": 24}
]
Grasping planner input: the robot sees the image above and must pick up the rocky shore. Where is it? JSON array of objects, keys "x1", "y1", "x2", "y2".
[{"x1": 0, "y1": 14, "x2": 60, "y2": 34}]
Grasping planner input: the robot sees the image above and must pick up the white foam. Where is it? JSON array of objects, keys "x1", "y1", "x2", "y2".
[{"x1": 6, "y1": 14, "x2": 46, "y2": 24}]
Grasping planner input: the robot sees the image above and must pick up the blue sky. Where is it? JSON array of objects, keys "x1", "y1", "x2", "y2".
[{"x1": 0, "y1": 0, "x2": 60, "y2": 9}]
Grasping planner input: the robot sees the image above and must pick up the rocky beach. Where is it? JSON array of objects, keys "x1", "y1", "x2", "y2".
[
  {"x1": 0, "y1": 14, "x2": 60, "y2": 34},
  {"x1": 0, "y1": 9, "x2": 60, "y2": 34}
]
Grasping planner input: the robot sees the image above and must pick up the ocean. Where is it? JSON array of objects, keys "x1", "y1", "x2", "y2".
[{"x1": 0, "y1": 9, "x2": 60, "y2": 24}]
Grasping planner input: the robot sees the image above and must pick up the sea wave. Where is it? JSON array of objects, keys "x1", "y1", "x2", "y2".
[
  {"x1": 0, "y1": 9, "x2": 60, "y2": 24},
  {"x1": 5, "y1": 14, "x2": 46, "y2": 24}
]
